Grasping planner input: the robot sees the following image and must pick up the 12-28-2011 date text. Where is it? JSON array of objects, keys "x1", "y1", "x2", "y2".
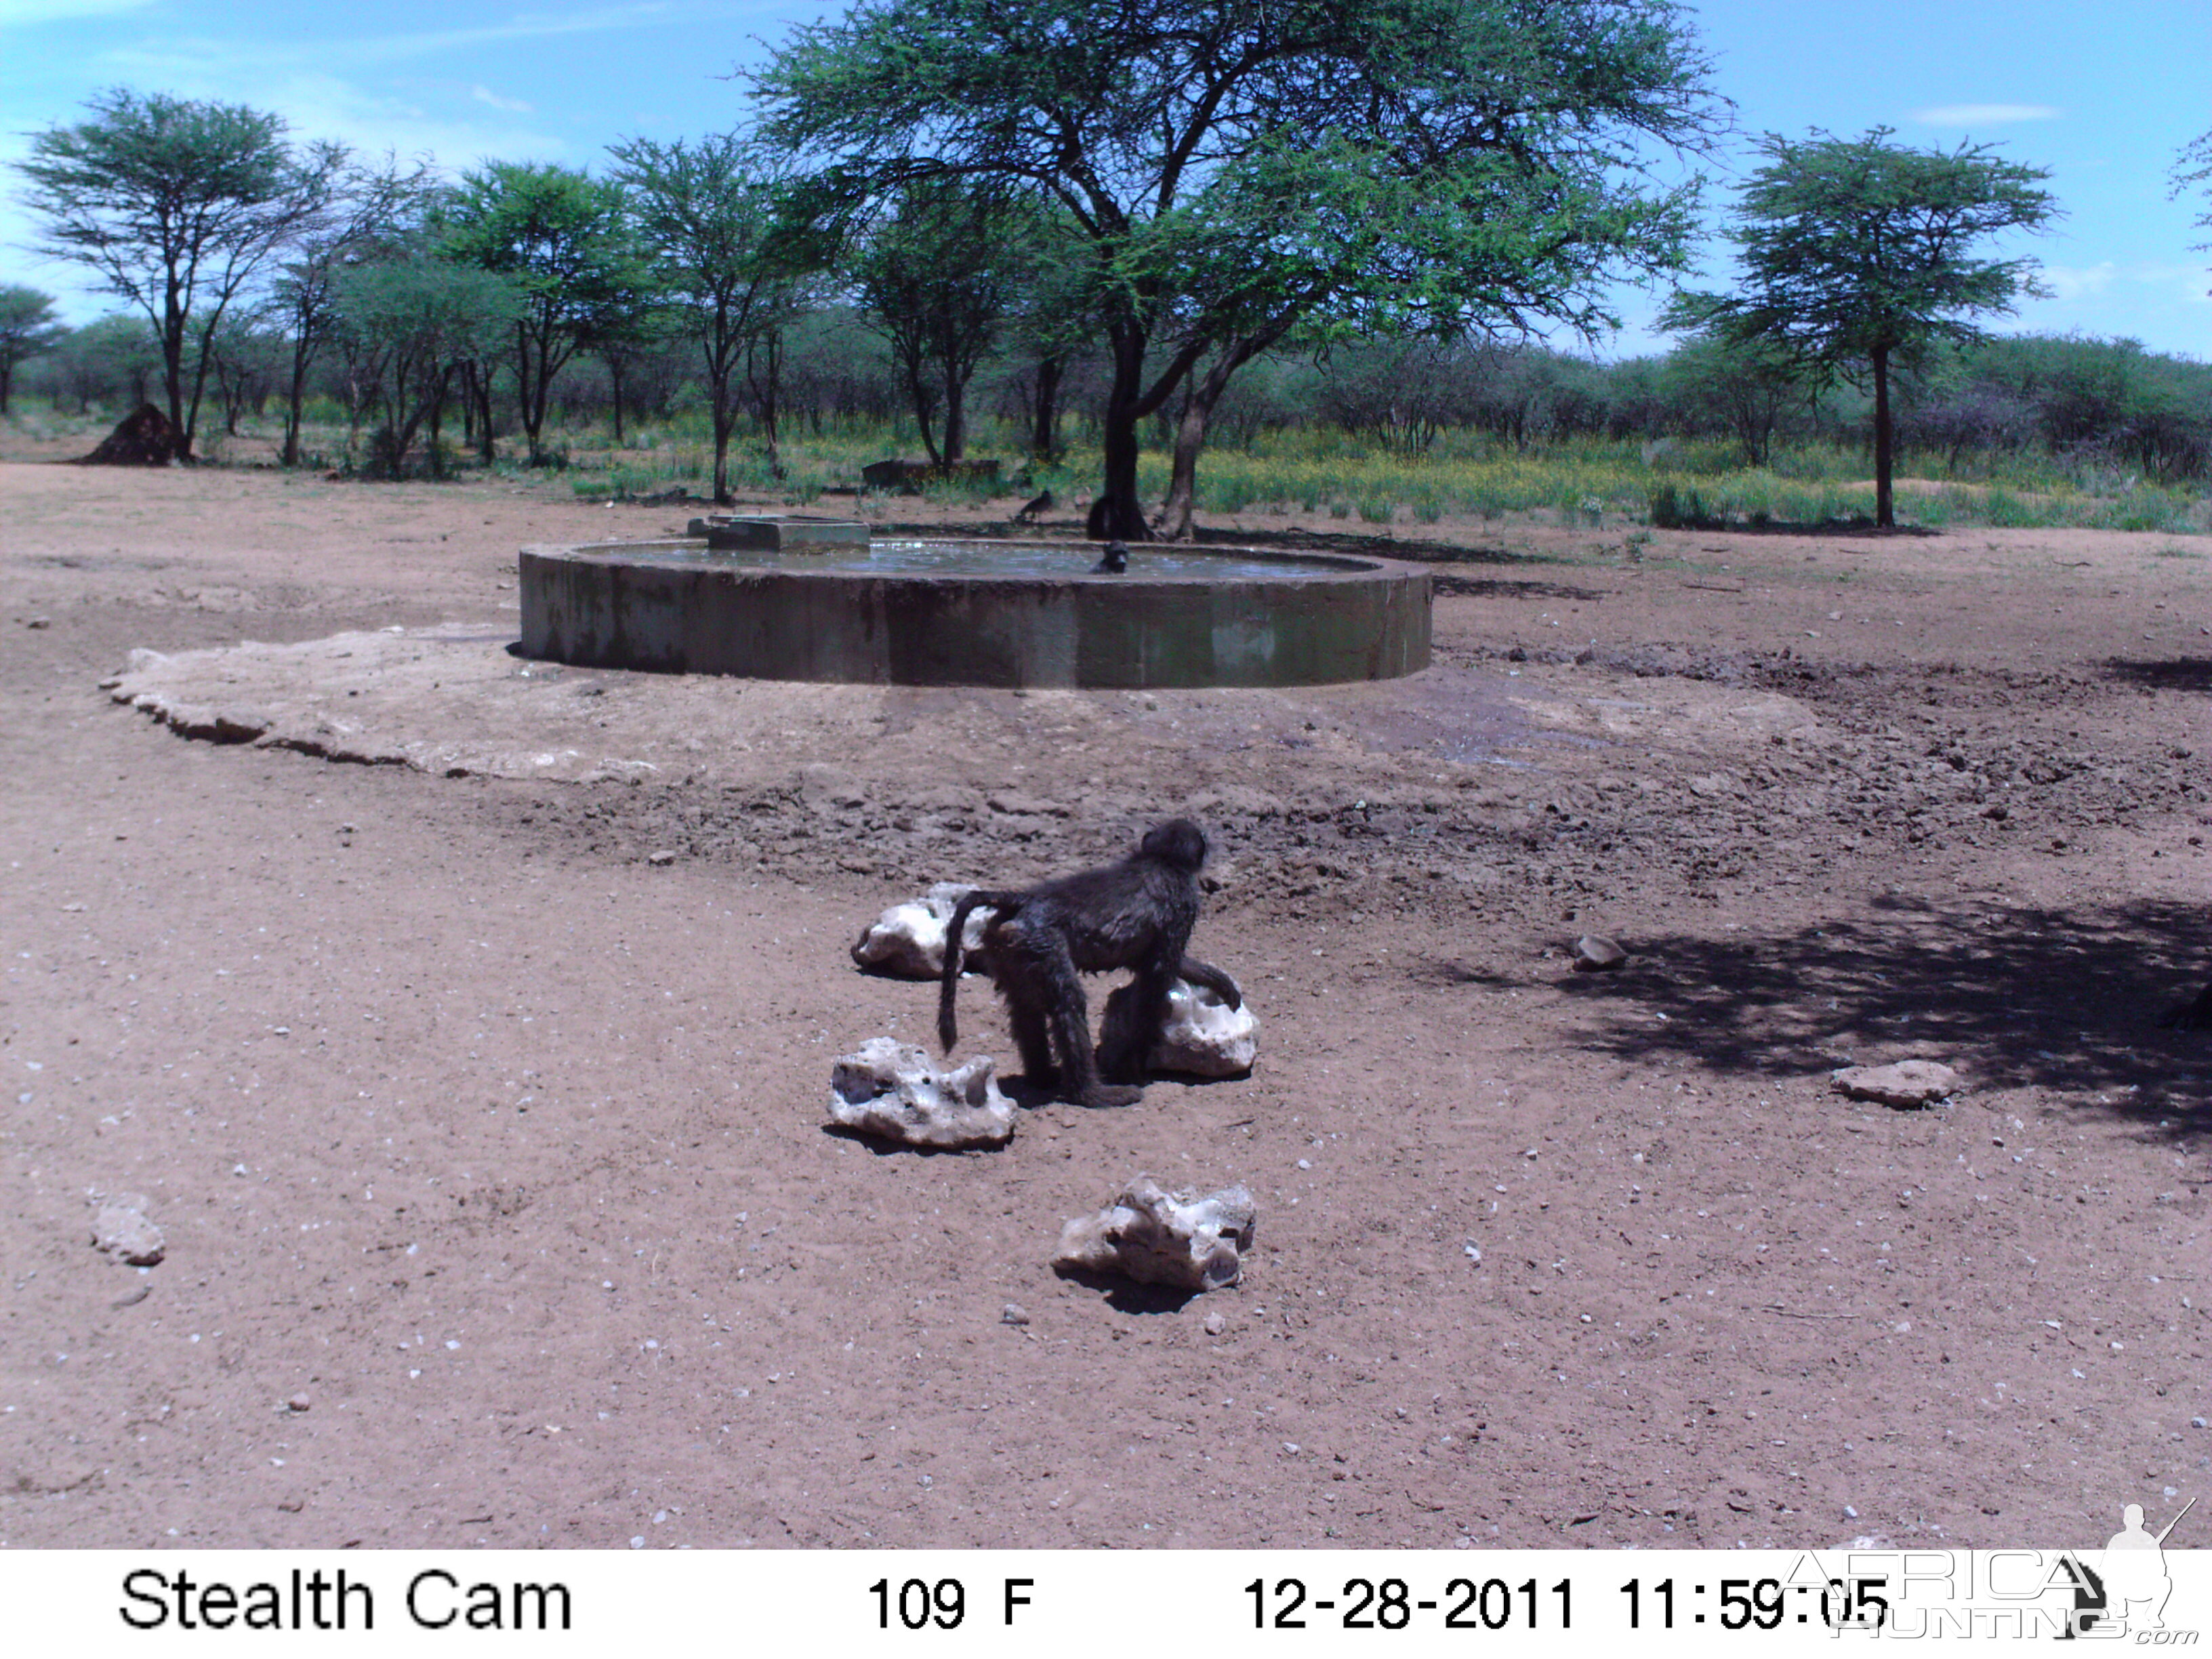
[{"x1": 1247, "y1": 1576, "x2": 1571, "y2": 1631}]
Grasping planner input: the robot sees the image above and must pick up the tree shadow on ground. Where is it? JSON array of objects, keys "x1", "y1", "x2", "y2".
[
  {"x1": 1555, "y1": 895, "x2": 2211, "y2": 1133},
  {"x1": 2104, "y1": 656, "x2": 2212, "y2": 695},
  {"x1": 1187, "y1": 524, "x2": 1560, "y2": 568},
  {"x1": 1659, "y1": 517, "x2": 1942, "y2": 539},
  {"x1": 1430, "y1": 573, "x2": 1607, "y2": 602}
]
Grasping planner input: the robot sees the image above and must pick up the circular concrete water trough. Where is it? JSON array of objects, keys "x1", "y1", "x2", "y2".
[{"x1": 518, "y1": 537, "x2": 1430, "y2": 689}]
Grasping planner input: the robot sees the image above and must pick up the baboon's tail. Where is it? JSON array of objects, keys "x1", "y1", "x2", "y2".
[{"x1": 938, "y1": 891, "x2": 1012, "y2": 1052}]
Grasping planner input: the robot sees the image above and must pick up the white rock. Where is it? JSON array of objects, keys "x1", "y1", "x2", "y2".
[
  {"x1": 1099, "y1": 978, "x2": 1258, "y2": 1078},
  {"x1": 849, "y1": 883, "x2": 987, "y2": 979},
  {"x1": 1053, "y1": 1176, "x2": 1256, "y2": 1291},
  {"x1": 827, "y1": 1037, "x2": 1015, "y2": 1149},
  {"x1": 89, "y1": 1191, "x2": 165, "y2": 1266},
  {"x1": 1830, "y1": 1059, "x2": 1960, "y2": 1108},
  {"x1": 1573, "y1": 934, "x2": 1628, "y2": 972}
]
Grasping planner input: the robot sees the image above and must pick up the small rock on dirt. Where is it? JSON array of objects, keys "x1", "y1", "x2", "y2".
[
  {"x1": 1202, "y1": 1311, "x2": 1227, "y2": 1336},
  {"x1": 1054, "y1": 1177, "x2": 1256, "y2": 1292},
  {"x1": 1573, "y1": 935, "x2": 1628, "y2": 972},
  {"x1": 90, "y1": 1192, "x2": 165, "y2": 1266},
  {"x1": 1000, "y1": 1303, "x2": 1030, "y2": 1327},
  {"x1": 827, "y1": 1038, "x2": 1015, "y2": 1149},
  {"x1": 1830, "y1": 1059, "x2": 1961, "y2": 1109},
  {"x1": 287, "y1": 1393, "x2": 312, "y2": 1412}
]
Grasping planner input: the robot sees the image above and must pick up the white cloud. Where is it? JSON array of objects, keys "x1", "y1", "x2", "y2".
[
  {"x1": 68, "y1": 53, "x2": 575, "y2": 169},
  {"x1": 0, "y1": 0, "x2": 155, "y2": 26},
  {"x1": 472, "y1": 85, "x2": 535, "y2": 115},
  {"x1": 2041, "y1": 262, "x2": 2116, "y2": 302},
  {"x1": 1911, "y1": 104, "x2": 2062, "y2": 127},
  {"x1": 96, "y1": 3, "x2": 678, "y2": 75},
  {"x1": 2035, "y1": 260, "x2": 2212, "y2": 310}
]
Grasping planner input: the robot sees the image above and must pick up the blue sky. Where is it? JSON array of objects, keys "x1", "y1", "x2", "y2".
[{"x1": 3, "y1": 0, "x2": 2209, "y2": 359}]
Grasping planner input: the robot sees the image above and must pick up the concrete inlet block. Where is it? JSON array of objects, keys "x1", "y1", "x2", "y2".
[{"x1": 684, "y1": 514, "x2": 871, "y2": 550}]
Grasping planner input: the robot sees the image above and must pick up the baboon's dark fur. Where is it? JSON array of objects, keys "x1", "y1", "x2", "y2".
[{"x1": 938, "y1": 819, "x2": 1241, "y2": 1107}]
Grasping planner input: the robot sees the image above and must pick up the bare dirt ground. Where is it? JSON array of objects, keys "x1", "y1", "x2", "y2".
[{"x1": 1, "y1": 453, "x2": 2207, "y2": 1553}]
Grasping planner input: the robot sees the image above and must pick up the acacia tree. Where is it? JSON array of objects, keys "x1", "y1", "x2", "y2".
[
  {"x1": 0, "y1": 287, "x2": 66, "y2": 413},
  {"x1": 607, "y1": 134, "x2": 809, "y2": 500},
  {"x1": 268, "y1": 157, "x2": 431, "y2": 465},
  {"x1": 17, "y1": 88, "x2": 342, "y2": 456},
  {"x1": 850, "y1": 180, "x2": 1037, "y2": 465},
  {"x1": 1658, "y1": 332, "x2": 1804, "y2": 466},
  {"x1": 438, "y1": 163, "x2": 650, "y2": 464},
  {"x1": 759, "y1": 0, "x2": 1718, "y2": 539},
  {"x1": 1666, "y1": 127, "x2": 2057, "y2": 528},
  {"x1": 333, "y1": 250, "x2": 519, "y2": 477},
  {"x1": 2175, "y1": 126, "x2": 2212, "y2": 282}
]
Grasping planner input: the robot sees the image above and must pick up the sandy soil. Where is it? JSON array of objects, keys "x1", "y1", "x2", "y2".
[{"x1": 1, "y1": 454, "x2": 2207, "y2": 1553}]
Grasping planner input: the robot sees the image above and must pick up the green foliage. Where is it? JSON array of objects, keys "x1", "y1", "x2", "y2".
[
  {"x1": 0, "y1": 287, "x2": 67, "y2": 413},
  {"x1": 758, "y1": 0, "x2": 1722, "y2": 535},
  {"x1": 2173, "y1": 125, "x2": 2212, "y2": 261},
  {"x1": 37, "y1": 313, "x2": 163, "y2": 412},
  {"x1": 1649, "y1": 482, "x2": 1710, "y2": 529},
  {"x1": 1671, "y1": 127, "x2": 2059, "y2": 368},
  {"x1": 438, "y1": 162, "x2": 651, "y2": 462},
  {"x1": 16, "y1": 87, "x2": 344, "y2": 450},
  {"x1": 848, "y1": 180, "x2": 1039, "y2": 466},
  {"x1": 607, "y1": 132, "x2": 813, "y2": 498},
  {"x1": 1666, "y1": 126, "x2": 2058, "y2": 527},
  {"x1": 334, "y1": 253, "x2": 521, "y2": 476}
]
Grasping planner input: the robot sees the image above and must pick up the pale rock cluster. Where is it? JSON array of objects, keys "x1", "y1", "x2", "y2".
[
  {"x1": 827, "y1": 1038, "x2": 1016, "y2": 1149},
  {"x1": 1052, "y1": 1177, "x2": 1257, "y2": 1292},
  {"x1": 849, "y1": 883, "x2": 987, "y2": 979}
]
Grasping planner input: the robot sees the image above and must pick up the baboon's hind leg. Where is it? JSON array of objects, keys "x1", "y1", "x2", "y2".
[
  {"x1": 1027, "y1": 932, "x2": 1142, "y2": 1108},
  {"x1": 1003, "y1": 989, "x2": 1059, "y2": 1090}
]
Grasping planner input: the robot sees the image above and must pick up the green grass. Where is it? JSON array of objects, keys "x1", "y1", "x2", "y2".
[{"x1": 10, "y1": 401, "x2": 2207, "y2": 533}]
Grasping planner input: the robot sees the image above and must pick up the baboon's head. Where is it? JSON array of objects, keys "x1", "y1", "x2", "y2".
[{"x1": 1139, "y1": 817, "x2": 1208, "y2": 872}]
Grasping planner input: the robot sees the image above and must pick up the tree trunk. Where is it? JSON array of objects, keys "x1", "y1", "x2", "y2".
[
  {"x1": 711, "y1": 387, "x2": 735, "y2": 505},
  {"x1": 1030, "y1": 353, "x2": 1063, "y2": 461},
  {"x1": 941, "y1": 362, "x2": 966, "y2": 465},
  {"x1": 747, "y1": 331, "x2": 784, "y2": 480},
  {"x1": 607, "y1": 352, "x2": 626, "y2": 446},
  {"x1": 155, "y1": 274, "x2": 192, "y2": 457},
  {"x1": 283, "y1": 340, "x2": 310, "y2": 468},
  {"x1": 462, "y1": 361, "x2": 496, "y2": 464},
  {"x1": 1155, "y1": 331, "x2": 1282, "y2": 540},
  {"x1": 1092, "y1": 332, "x2": 1155, "y2": 541},
  {"x1": 1872, "y1": 342, "x2": 1894, "y2": 529},
  {"x1": 904, "y1": 358, "x2": 943, "y2": 466},
  {"x1": 426, "y1": 373, "x2": 448, "y2": 478}
]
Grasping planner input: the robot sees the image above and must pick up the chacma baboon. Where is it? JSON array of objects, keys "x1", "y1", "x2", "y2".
[
  {"x1": 938, "y1": 819, "x2": 1241, "y2": 1107},
  {"x1": 1090, "y1": 539, "x2": 1128, "y2": 574}
]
